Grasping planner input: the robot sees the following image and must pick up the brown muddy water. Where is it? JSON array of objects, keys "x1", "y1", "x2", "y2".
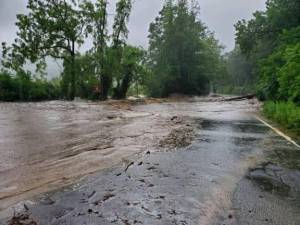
[
  {"x1": 0, "y1": 100, "x2": 178, "y2": 212},
  {"x1": 0, "y1": 98, "x2": 299, "y2": 225}
]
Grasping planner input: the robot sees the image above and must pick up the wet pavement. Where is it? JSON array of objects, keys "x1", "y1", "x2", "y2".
[{"x1": 0, "y1": 98, "x2": 299, "y2": 225}]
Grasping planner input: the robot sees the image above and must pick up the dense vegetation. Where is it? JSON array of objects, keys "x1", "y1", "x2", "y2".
[
  {"x1": 1, "y1": 0, "x2": 146, "y2": 101},
  {"x1": 225, "y1": 0, "x2": 300, "y2": 132},
  {"x1": 146, "y1": 0, "x2": 224, "y2": 97},
  {"x1": 1, "y1": 0, "x2": 225, "y2": 101},
  {"x1": 233, "y1": 0, "x2": 300, "y2": 103},
  {"x1": 263, "y1": 101, "x2": 300, "y2": 134},
  {"x1": 0, "y1": 69, "x2": 60, "y2": 101}
]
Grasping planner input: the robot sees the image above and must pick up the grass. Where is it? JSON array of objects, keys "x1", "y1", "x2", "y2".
[{"x1": 263, "y1": 101, "x2": 300, "y2": 135}]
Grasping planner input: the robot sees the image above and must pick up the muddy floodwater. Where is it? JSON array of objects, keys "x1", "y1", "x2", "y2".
[{"x1": 0, "y1": 98, "x2": 299, "y2": 225}]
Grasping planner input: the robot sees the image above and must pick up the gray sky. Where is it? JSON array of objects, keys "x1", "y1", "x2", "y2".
[{"x1": 0, "y1": 0, "x2": 266, "y2": 76}]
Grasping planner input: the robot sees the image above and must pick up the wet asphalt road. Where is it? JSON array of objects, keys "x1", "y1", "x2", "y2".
[{"x1": 0, "y1": 99, "x2": 299, "y2": 225}]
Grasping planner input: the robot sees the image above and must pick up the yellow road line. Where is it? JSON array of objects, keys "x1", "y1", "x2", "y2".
[{"x1": 254, "y1": 115, "x2": 300, "y2": 149}]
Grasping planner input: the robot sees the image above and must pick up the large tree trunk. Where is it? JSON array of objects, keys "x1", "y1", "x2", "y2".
[
  {"x1": 100, "y1": 74, "x2": 111, "y2": 100},
  {"x1": 69, "y1": 41, "x2": 76, "y2": 101},
  {"x1": 223, "y1": 94, "x2": 255, "y2": 101},
  {"x1": 113, "y1": 72, "x2": 132, "y2": 99},
  {"x1": 69, "y1": 54, "x2": 76, "y2": 100}
]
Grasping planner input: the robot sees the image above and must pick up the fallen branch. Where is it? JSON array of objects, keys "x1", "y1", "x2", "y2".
[{"x1": 223, "y1": 94, "x2": 255, "y2": 101}]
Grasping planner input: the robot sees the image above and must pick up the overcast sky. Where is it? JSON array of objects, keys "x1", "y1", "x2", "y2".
[{"x1": 0, "y1": 0, "x2": 266, "y2": 76}]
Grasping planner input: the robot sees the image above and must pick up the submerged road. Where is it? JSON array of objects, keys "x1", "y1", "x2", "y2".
[{"x1": 0, "y1": 99, "x2": 299, "y2": 225}]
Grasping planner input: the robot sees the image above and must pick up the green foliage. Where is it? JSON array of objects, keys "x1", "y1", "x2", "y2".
[
  {"x1": 2, "y1": 0, "x2": 86, "y2": 100},
  {"x1": 0, "y1": 70, "x2": 60, "y2": 102},
  {"x1": 263, "y1": 101, "x2": 300, "y2": 134},
  {"x1": 112, "y1": 0, "x2": 132, "y2": 46},
  {"x1": 1, "y1": 0, "x2": 139, "y2": 101},
  {"x1": 81, "y1": 0, "x2": 108, "y2": 99},
  {"x1": 277, "y1": 43, "x2": 300, "y2": 104},
  {"x1": 146, "y1": 0, "x2": 223, "y2": 97},
  {"x1": 0, "y1": 70, "x2": 18, "y2": 101},
  {"x1": 61, "y1": 53, "x2": 99, "y2": 100},
  {"x1": 257, "y1": 28, "x2": 300, "y2": 103},
  {"x1": 112, "y1": 46, "x2": 147, "y2": 99},
  {"x1": 80, "y1": 0, "x2": 135, "y2": 100},
  {"x1": 235, "y1": 0, "x2": 300, "y2": 59},
  {"x1": 235, "y1": 0, "x2": 300, "y2": 104}
]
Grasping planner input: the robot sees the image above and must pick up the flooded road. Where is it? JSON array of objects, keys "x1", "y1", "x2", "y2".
[
  {"x1": 0, "y1": 98, "x2": 299, "y2": 224},
  {"x1": 0, "y1": 100, "x2": 183, "y2": 213}
]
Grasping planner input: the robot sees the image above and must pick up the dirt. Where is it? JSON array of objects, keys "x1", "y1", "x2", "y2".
[
  {"x1": 159, "y1": 120, "x2": 195, "y2": 149},
  {"x1": 7, "y1": 213, "x2": 37, "y2": 225}
]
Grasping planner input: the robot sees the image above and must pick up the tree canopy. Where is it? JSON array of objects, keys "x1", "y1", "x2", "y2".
[
  {"x1": 235, "y1": 0, "x2": 300, "y2": 104},
  {"x1": 146, "y1": 0, "x2": 224, "y2": 97},
  {"x1": 2, "y1": 0, "x2": 86, "y2": 100}
]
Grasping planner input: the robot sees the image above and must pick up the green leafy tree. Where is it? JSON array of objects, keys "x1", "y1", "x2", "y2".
[
  {"x1": 81, "y1": 0, "x2": 108, "y2": 99},
  {"x1": 75, "y1": 52, "x2": 98, "y2": 99},
  {"x1": 258, "y1": 28, "x2": 300, "y2": 102},
  {"x1": 146, "y1": 0, "x2": 222, "y2": 97},
  {"x1": 235, "y1": 0, "x2": 300, "y2": 103},
  {"x1": 111, "y1": 0, "x2": 133, "y2": 99},
  {"x1": 112, "y1": 46, "x2": 146, "y2": 99},
  {"x1": 2, "y1": 0, "x2": 86, "y2": 100}
]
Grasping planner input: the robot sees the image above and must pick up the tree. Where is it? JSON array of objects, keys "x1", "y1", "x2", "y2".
[
  {"x1": 81, "y1": 0, "x2": 108, "y2": 100},
  {"x1": 2, "y1": 0, "x2": 86, "y2": 100},
  {"x1": 111, "y1": 0, "x2": 133, "y2": 99},
  {"x1": 82, "y1": 0, "x2": 133, "y2": 100},
  {"x1": 112, "y1": 46, "x2": 146, "y2": 99},
  {"x1": 235, "y1": 0, "x2": 300, "y2": 59},
  {"x1": 235, "y1": 0, "x2": 300, "y2": 103},
  {"x1": 257, "y1": 27, "x2": 300, "y2": 102},
  {"x1": 146, "y1": 0, "x2": 222, "y2": 97}
]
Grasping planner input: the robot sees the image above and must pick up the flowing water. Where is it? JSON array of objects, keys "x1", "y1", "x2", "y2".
[
  {"x1": 0, "y1": 99, "x2": 299, "y2": 225},
  {"x1": 0, "y1": 100, "x2": 172, "y2": 213}
]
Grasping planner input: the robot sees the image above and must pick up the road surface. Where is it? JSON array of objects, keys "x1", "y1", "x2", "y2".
[{"x1": 0, "y1": 98, "x2": 299, "y2": 225}]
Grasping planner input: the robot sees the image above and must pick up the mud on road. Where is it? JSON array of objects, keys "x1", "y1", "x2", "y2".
[
  {"x1": 0, "y1": 98, "x2": 299, "y2": 225},
  {"x1": 0, "y1": 99, "x2": 196, "y2": 217}
]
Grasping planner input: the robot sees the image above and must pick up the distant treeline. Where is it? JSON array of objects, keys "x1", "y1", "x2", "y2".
[
  {"x1": 1, "y1": 0, "x2": 299, "y2": 107},
  {"x1": 1, "y1": 0, "x2": 226, "y2": 102}
]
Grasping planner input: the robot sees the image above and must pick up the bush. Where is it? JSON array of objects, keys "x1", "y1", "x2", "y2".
[
  {"x1": 263, "y1": 101, "x2": 300, "y2": 134},
  {"x1": 257, "y1": 27, "x2": 300, "y2": 103},
  {"x1": 0, "y1": 70, "x2": 60, "y2": 102},
  {"x1": 0, "y1": 71, "x2": 19, "y2": 101}
]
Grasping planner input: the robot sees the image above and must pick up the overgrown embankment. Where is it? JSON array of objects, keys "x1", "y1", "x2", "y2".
[{"x1": 263, "y1": 101, "x2": 300, "y2": 135}]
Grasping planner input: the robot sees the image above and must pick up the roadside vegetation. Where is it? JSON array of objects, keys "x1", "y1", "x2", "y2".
[
  {"x1": 263, "y1": 101, "x2": 300, "y2": 135},
  {"x1": 227, "y1": 0, "x2": 300, "y2": 134}
]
